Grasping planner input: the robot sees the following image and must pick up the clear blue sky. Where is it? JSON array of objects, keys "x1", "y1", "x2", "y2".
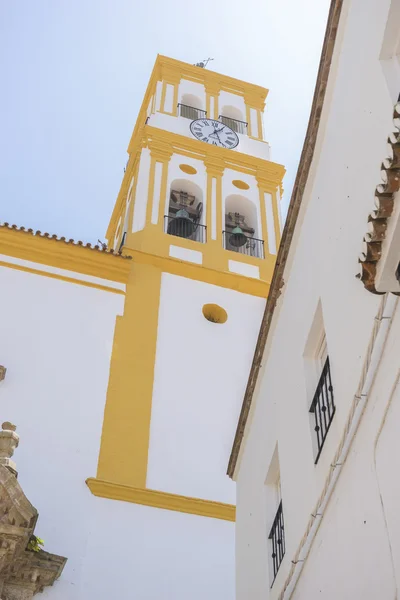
[{"x1": 0, "y1": 0, "x2": 330, "y2": 244}]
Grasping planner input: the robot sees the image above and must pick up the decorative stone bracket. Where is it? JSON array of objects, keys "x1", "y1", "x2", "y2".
[{"x1": 0, "y1": 422, "x2": 67, "y2": 599}]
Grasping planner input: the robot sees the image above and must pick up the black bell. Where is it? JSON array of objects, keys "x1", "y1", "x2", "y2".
[
  {"x1": 167, "y1": 209, "x2": 195, "y2": 239},
  {"x1": 229, "y1": 226, "x2": 247, "y2": 247}
]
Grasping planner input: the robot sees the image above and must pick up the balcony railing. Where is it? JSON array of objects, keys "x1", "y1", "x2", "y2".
[
  {"x1": 164, "y1": 215, "x2": 207, "y2": 243},
  {"x1": 223, "y1": 231, "x2": 265, "y2": 259},
  {"x1": 309, "y1": 357, "x2": 335, "y2": 464},
  {"x1": 268, "y1": 501, "x2": 285, "y2": 583},
  {"x1": 178, "y1": 104, "x2": 207, "y2": 120},
  {"x1": 219, "y1": 115, "x2": 248, "y2": 135}
]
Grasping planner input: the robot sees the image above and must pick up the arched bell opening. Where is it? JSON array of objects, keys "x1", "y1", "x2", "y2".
[
  {"x1": 219, "y1": 105, "x2": 247, "y2": 135},
  {"x1": 178, "y1": 94, "x2": 206, "y2": 120},
  {"x1": 165, "y1": 178, "x2": 205, "y2": 243},
  {"x1": 223, "y1": 194, "x2": 264, "y2": 259}
]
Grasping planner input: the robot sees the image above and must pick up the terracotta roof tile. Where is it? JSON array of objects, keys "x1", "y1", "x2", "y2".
[{"x1": 358, "y1": 102, "x2": 400, "y2": 293}]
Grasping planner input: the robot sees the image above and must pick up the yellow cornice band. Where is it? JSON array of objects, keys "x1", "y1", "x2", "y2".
[
  {"x1": 86, "y1": 478, "x2": 236, "y2": 522},
  {"x1": 0, "y1": 227, "x2": 131, "y2": 284},
  {"x1": 125, "y1": 246, "x2": 270, "y2": 298}
]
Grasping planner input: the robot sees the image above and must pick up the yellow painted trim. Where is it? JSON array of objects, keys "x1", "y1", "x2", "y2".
[
  {"x1": 257, "y1": 109, "x2": 263, "y2": 141},
  {"x1": 0, "y1": 260, "x2": 125, "y2": 295},
  {"x1": 157, "y1": 55, "x2": 268, "y2": 102},
  {"x1": 172, "y1": 81, "x2": 179, "y2": 115},
  {"x1": 206, "y1": 170, "x2": 213, "y2": 236},
  {"x1": 258, "y1": 186, "x2": 269, "y2": 253},
  {"x1": 86, "y1": 478, "x2": 236, "y2": 522},
  {"x1": 206, "y1": 92, "x2": 211, "y2": 118},
  {"x1": 157, "y1": 158, "x2": 170, "y2": 225},
  {"x1": 97, "y1": 263, "x2": 162, "y2": 488},
  {"x1": 179, "y1": 163, "x2": 197, "y2": 175},
  {"x1": 216, "y1": 171, "x2": 223, "y2": 245},
  {"x1": 125, "y1": 243, "x2": 272, "y2": 298},
  {"x1": 214, "y1": 93, "x2": 219, "y2": 120},
  {"x1": 246, "y1": 104, "x2": 252, "y2": 137},
  {"x1": 151, "y1": 93, "x2": 156, "y2": 114},
  {"x1": 271, "y1": 190, "x2": 281, "y2": 247},
  {"x1": 160, "y1": 80, "x2": 167, "y2": 113},
  {"x1": 0, "y1": 227, "x2": 131, "y2": 284},
  {"x1": 144, "y1": 128, "x2": 284, "y2": 180},
  {"x1": 146, "y1": 156, "x2": 157, "y2": 225},
  {"x1": 127, "y1": 163, "x2": 139, "y2": 233}
]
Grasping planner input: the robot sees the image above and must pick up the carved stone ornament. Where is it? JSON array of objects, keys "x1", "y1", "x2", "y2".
[
  {"x1": 0, "y1": 423, "x2": 67, "y2": 599},
  {"x1": 0, "y1": 367, "x2": 6, "y2": 383}
]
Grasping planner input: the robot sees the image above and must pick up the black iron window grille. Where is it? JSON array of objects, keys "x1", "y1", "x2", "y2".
[
  {"x1": 218, "y1": 115, "x2": 248, "y2": 135},
  {"x1": 268, "y1": 501, "x2": 285, "y2": 583},
  {"x1": 164, "y1": 215, "x2": 207, "y2": 243},
  {"x1": 222, "y1": 231, "x2": 265, "y2": 259},
  {"x1": 309, "y1": 357, "x2": 335, "y2": 464},
  {"x1": 178, "y1": 104, "x2": 207, "y2": 120}
]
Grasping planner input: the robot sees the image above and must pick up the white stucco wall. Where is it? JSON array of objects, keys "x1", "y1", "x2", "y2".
[
  {"x1": 0, "y1": 264, "x2": 237, "y2": 600},
  {"x1": 235, "y1": 0, "x2": 400, "y2": 598},
  {"x1": 146, "y1": 273, "x2": 266, "y2": 504},
  {"x1": 0, "y1": 265, "x2": 123, "y2": 598}
]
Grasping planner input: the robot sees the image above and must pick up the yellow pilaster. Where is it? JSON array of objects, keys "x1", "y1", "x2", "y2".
[
  {"x1": 271, "y1": 188, "x2": 282, "y2": 247},
  {"x1": 245, "y1": 104, "x2": 252, "y2": 137},
  {"x1": 159, "y1": 68, "x2": 181, "y2": 116},
  {"x1": 257, "y1": 109, "x2": 263, "y2": 141},
  {"x1": 257, "y1": 172, "x2": 282, "y2": 253},
  {"x1": 203, "y1": 159, "x2": 225, "y2": 271},
  {"x1": 146, "y1": 140, "x2": 173, "y2": 227},
  {"x1": 205, "y1": 82, "x2": 219, "y2": 120},
  {"x1": 244, "y1": 92, "x2": 266, "y2": 141},
  {"x1": 97, "y1": 262, "x2": 162, "y2": 488}
]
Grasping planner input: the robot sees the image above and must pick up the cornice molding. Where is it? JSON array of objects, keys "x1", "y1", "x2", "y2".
[
  {"x1": 145, "y1": 126, "x2": 285, "y2": 180},
  {"x1": 157, "y1": 55, "x2": 268, "y2": 100},
  {"x1": 86, "y1": 477, "x2": 236, "y2": 522}
]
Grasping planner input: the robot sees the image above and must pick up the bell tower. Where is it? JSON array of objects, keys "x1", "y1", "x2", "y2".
[{"x1": 87, "y1": 55, "x2": 285, "y2": 598}]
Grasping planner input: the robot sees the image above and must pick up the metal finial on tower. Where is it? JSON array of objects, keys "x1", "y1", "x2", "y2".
[{"x1": 194, "y1": 58, "x2": 214, "y2": 69}]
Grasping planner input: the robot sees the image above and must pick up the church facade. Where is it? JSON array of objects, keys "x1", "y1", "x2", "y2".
[{"x1": 0, "y1": 56, "x2": 284, "y2": 598}]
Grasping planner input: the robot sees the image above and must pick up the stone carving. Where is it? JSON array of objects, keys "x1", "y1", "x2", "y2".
[
  {"x1": 0, "y1": 368, "x2": 6, "y2": 383},
  {"x1": 0, "y1": 423, "x2": 19, "y2": 476},
  {"x1": 0, "y1": 423, "x2": 66, "y2": 599}
]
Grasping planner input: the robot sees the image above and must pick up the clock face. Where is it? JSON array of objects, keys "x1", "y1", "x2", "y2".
[{"x1": 190, "y1": 119, "x2": 239, "y2": 149}]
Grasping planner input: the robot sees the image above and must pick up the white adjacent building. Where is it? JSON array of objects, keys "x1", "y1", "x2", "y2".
[
  {"x1": 0, "y1": 56, "x2": 284, "y2": 598},
  {"x1": 230, "y1": 0, "x2": 400, "y2": 599}
]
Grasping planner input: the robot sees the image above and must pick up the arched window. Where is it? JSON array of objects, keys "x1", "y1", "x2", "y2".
[
  {"x1": 220, "y1": 105, "x2": 247, "y2": 135},
  {"x1": 165, "y1": 179, "x2": 205, "y2": 243},
  {"x1": 178, "y1": 94, "x2": 206, "y2": 120},
  {"x1": 223, "y1": 194, "x2": 263, "y2": 258}
]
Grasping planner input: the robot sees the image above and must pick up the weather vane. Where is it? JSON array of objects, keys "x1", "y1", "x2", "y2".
[{"x1": 194, "y1": 58, "x2": 214, "y2": 69}]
